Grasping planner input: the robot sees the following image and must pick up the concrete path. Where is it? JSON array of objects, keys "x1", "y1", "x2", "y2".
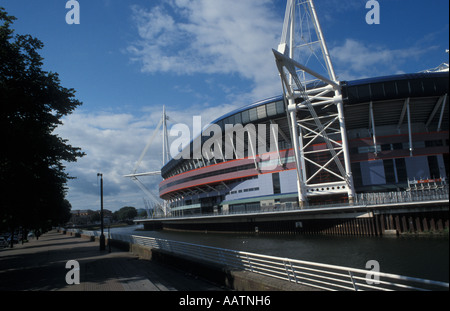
[{"x1": 0, "y1": 230, "x2": 225, "y2": 291}]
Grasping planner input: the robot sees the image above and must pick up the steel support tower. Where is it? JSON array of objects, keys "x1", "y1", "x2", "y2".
[{"x1": 273, "y1": 0, "x2": 356, "y2": 208}]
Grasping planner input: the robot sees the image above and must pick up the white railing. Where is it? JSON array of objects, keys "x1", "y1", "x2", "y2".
[
  {"x1": 148, "y1": 187, "x2": 449, "y2": 220},
  {"x1": 99, "y1": 232, "x2": 448, "y2": 291}
]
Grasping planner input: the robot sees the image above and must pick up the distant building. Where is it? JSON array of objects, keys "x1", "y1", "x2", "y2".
[{"x1": 69, "y1": 209, "x2": 113, "y2": 225}]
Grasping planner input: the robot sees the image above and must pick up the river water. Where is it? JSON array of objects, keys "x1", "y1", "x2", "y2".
[{"x1": 110, "y1": 225, "x2": 449, "y2": 283}]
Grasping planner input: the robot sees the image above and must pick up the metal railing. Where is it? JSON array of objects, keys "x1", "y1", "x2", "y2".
[
  {"x1": 354, "y1": 186, "x2": 449, "y2": 206},
  {"x1": 75, "y1": 230, "x2": 448, "y2": 291},
  {"x1": 143, "y1": 187, "x2": 449, "y2": 220}
]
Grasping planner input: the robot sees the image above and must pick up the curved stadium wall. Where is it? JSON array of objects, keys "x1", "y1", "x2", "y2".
[{"x1": 160, "y1": 72, "x2": 449, "y2": 216}]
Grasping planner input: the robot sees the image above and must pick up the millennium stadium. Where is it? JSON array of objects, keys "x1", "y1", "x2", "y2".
[
  {"x1": 131, "y1": 0, "x2": 448, "y2": 235},
  {"x1": 159, "y1": 71, "x2": 448, "y2": 216}
]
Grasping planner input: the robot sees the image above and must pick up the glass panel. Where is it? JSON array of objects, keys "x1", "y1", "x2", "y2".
[
  {"x1": 276, "y1": 101, "x2": 285, "y2": 114},
  {"x1": 234, "y1": 113, "x2": 242, "y2": 125},
  {"x1": 225, "y1": 115, "x2": 235, "y2": 126},
  {"x1": 266, "y1": 102, "x2": 277, "y2": 116},
  {"x1": 257, "y1": 105, "x2": 267, "y2": 119},
  {"x1": 272, "y1": 172, "x2": 281, "y2": 194},
  {"x1": 395, "y1": 158, "x2": 407, "y2": 182},
  {"x1": 249, "y1": 108, "x2": 258, "y2": 121},
  {"x1": 241, "y1": 110, "x2": 250, "y2": 124},
  {"x1": 383, "y1": 159, "x2": 396, "y2": 183}
]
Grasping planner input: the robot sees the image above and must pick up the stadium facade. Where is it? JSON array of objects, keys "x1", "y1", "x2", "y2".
[{"x1": 160, "y1": 71, "x2": 449, "y2": 217}]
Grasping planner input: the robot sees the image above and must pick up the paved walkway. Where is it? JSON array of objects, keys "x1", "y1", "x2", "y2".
[{"x1": 0, "y1": 230, "x2": 225, "y2": 291}]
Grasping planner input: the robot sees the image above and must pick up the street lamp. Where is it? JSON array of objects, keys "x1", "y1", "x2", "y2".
[{"x1": 97, "y1": 173, "x2": 106, "y2": 251}]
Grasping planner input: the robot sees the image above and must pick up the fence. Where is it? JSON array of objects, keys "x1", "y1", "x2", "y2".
[
  {"x1": 354, "y1": 186, "x2": 449, "y2": 206},
  {"x1": 67, "y1": 229, "x2": 449, "y2": 291},
  {"x1": 149, "y1": 187, "x2": 449, "y2": 220}
]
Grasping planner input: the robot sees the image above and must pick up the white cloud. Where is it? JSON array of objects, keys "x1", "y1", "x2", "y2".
[
  {"x1": 56, "y1": 101, "x2": 245, "y2": 212},
  {"x1": 330, "y1": 38, "x2": 438, "y2": 80},
  {"x1": 127, "y1": 0, "x2": 283, "y2": 101},
  {"x1": 55, "y1": 110, "x2": 163, "y2": 212}
]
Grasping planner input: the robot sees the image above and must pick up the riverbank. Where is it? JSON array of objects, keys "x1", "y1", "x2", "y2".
[{"x1": 0, "y1": 230, "x2": 224, "y2": 291}]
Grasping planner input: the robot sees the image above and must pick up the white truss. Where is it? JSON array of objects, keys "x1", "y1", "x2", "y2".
[{"x1": 273, "y1": 0, "x2": 355, "y2": 208}]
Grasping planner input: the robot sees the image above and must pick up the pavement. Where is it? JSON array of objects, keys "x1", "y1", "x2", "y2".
[{"x1": 0, "y1": 230, "x2": 225, "y2": 291}]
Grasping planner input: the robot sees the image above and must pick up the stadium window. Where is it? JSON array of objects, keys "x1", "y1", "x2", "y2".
[
  {"x1": 224, "y1": 116, "x2": 234, "y2": 126},
  {"x1": 392, "y1": 143, "x2": 403, "y2": 150},
  {"x1": 351, "y1": 162, "x2": 362, "y2": 187},
  {"x1": 272, "y1": 172, "x2": 281, "y2": 194},
  {"x1": 217, "y1": 120, "x2": 224, "y2": 131},
  {"x1": 357, "y1": 146, "x2": 366, "y2": 154},
  {"x1": 266, "y1": 102, "x2": 277, "y2": 116},
  {"x1": 425, "y1": 140, "x2": 443, "y2": 147},
  {"x1": 234, "y1": 113, "x2": 242, "y2": 125},
  {"x1": 241, "y1": 110, "x2": 250, "y2": 124},
  {"x1": 444, "y1": 154, "x2": 449, "y2": 178},
  {"x1": 358, "y1": 145, "x2": 380, "y2": 154},
  {"x1": 381, "y1": 144, "x2": 391, "y2": 151},
  {"x1": 249, "y1": 108, "x2": 258, "y2": 121},
  {"x1": 383, "y1": 159, "x2": 396, "y2": 184},
  {"x1": 413, "y1": 141, "x2": 425, "y2": 149},
  {"x1": 395, "y1": 158, "x2": 407, "y2": 183},
  {"x1": 276, "y1": 101, "x2": 285, "y2": 114},
  {"x1": 257, "y1": 105, "x2": 267, "y2": 119},
  {"x1": 428, "y1": 156, "x2": 440, "y2": 179}
]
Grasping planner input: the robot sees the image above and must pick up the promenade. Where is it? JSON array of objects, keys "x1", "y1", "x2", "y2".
[{"x1": 0, "y1": 230, "x2": 224, "y2": 291}]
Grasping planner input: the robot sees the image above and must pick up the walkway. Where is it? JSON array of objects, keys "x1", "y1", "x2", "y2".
[{"x1": 0, "y1": 230, "x2": 225, "y2": 291}]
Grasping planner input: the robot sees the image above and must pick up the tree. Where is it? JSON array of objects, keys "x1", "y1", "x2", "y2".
[
  {"x1": 114, "y1": 206, "x2": 138, "y2": 222},
  {"x1": 0, "y1": 8, "x2": 85, "y2": 239}
]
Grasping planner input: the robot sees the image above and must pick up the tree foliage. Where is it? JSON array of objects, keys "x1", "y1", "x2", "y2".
[
  {"x1": 0, "y1": 8, "x2": 85, "y2": 233},
  {"x1": 114, "y1": 206, "x2": 138, "y2": 222}
]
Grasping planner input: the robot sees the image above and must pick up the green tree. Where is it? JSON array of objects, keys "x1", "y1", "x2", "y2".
[
  {"x1": 0, "y1": 8, "x2": 85, "y2": 240},
  {"x1": 114, "y1": 206, "x2": 138, "y2": 222},
  {"x1": 90, "y1": 212, "x2": 101, "y2": 224}
]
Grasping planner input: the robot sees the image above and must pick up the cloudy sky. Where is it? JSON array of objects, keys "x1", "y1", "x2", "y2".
[{"x1": 2, "y1": 0, "x2": 448, "y2": 212}]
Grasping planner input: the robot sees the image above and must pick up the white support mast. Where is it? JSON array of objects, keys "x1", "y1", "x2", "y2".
[
  {"x1": 124, "y1": 107, "x2": 172, "y2": 216},
  {"x1": 274, "y1": 0, "x2": 356, "y2": 207},
  {"x1": 162, "y1": 105, "x2": 170, "y2": 166}
]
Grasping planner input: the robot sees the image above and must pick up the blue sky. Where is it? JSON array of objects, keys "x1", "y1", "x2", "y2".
[{"x1": 2, "y1": 0, "x2": 448, "y2": 212}]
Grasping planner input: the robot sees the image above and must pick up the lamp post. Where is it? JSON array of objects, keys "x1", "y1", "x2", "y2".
[{"x1": 97, "y1": 173, "x2": 106, "y2": 251}]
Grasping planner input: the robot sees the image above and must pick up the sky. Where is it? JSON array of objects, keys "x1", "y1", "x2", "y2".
[{"x1": 1, "y1": 0, "x2": 449, "y2": 212}]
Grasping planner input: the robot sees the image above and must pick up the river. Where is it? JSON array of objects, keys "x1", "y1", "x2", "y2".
[{"x1": 109, "y1": 224, "x2": 449, "y2": 283}]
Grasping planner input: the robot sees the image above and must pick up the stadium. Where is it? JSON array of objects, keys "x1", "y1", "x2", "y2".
[
  {"x1": 160, "y1": 71, "x2": 449, "y2": 217},
  {"x1": 129, "y1": 0, "x2": 448, "y2": 235}
]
